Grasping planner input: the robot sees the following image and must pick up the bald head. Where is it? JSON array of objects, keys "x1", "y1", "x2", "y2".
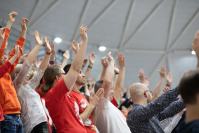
[{"x1": 129, "y1": 82, "x2": 149, "y2": 102}]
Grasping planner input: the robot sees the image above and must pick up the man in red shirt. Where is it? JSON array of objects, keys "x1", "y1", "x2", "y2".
[{"x1": 44, "y1": 26, "x2": 103, "y2": 133}]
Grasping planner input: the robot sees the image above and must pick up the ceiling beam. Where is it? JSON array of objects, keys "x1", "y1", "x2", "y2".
[
  {"x1": 75, "y1": 0, "x2": 118, "y2": 40},
  {"x1": 71, "y1": 0, "x2": 91, "y2": 41},
  {"x1": 164, "y1": 0, "x2": 177, "y2": 51},
  {"x1": 122, "y1": 0, "x2": 165, "y2": 48},
  {"x1": 30, "y1": 0, "x2": 61, "y2": 28},
  {"x1": 167, "y1": 8, "x2": 199, "y2": 51},
  {"x1": 87, "y1": 0, "x2": 118, "y2": 29},
  {"x1": 28, "y1": 0, "x2": 40, "y2": 21},
  {"x1": 164, "y1": 0, "x2": 177, "y2": 72},
  {"x1": 117, "y1": 0, "x2": 135, "y2": 49}
]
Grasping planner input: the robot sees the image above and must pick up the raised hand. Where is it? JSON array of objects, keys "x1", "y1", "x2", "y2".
[
  {"x1": 21, "y1": 18, "x2": 29, "y2": 33},
  {"x1": 166, "y1": 72, "x2": 173, "y2": 86},
  {"x1": 117, "y1": 52, "x2": 125, "y2": 68},
  {"x1": 71, "y1": 40, "x2": 80, "y2": 54},
  {"x1": 138, "y1": 69, "x2": 150, "y2": 87},
  {"x1": 44, "y1": 37, "x2": 52, "y2": 54},
  {"x1": 138, "y1": 69, "x2": 145, "y2": 81},
  {"x1": 159, "y1": 66, "x2": 166, "y2": 78},
  {"x1": 8, "y1": 11, "x2": 18, "y2": 23},
  {"x1": 89, "y1": 88, "x2": 104, "y2": 106},
  {"x1": 50, "y1": 42, "x2": 55, "y2": 55},
  {"x1": 63, "y1": 50, "x2": 70, "y2": 59},
  {"x1": 80, "y1": 25, "x2": 88, "y2": 42},
  {"x1": 89, "y1": 52, "x2": 95, "y2": 65},
  {"x1": 193, "y1": 31, "x2": 199, "y2": 56},
  {"x1": 34, "y1": 31, "x2": 43, "y2": 45},
  {"x1": 101, "y1": 57, "x2": 109, "y2": 68}
]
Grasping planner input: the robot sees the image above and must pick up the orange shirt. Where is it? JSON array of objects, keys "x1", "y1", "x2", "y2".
[
  {"x1": 0, "y1": 28, "x2": 10, "y2": 60},
  {"x1": 0, "y1": 36, "x2": 25, "y2": 115},
  {"x1": 0, "y1": 105, "x2": 4, "y2": 121}
]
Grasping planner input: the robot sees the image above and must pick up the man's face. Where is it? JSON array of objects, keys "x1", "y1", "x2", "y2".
[{"x1": 76, "y1": 72, "x2": 86, "y2": 86}]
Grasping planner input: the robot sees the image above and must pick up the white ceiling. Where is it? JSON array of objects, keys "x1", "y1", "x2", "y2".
[{"x1": 0, "y1": 0, "x2": 199, "y2": 90}]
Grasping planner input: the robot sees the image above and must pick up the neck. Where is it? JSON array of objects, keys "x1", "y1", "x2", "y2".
[
  {"x1": 186, "y1": 104, "x2": 199, "y2": 123},
  {"x1": 73, "y1": 83, "x2": 81, "y2": 92},
  {"x1": 133, "y1": 99, "x2": 147, "y2": 106}
]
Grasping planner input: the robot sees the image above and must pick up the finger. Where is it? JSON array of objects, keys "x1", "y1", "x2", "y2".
[{"x1": 96, "y1": 88, "x2": 104, "y2": 96}]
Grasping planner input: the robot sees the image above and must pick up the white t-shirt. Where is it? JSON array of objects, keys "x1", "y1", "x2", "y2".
[
  {"x1": 95, "y1": 98, "x2": 131, "y2": 133},
  {"x1": 14, "y1": 61, "x2": 48, "y2": 133}
]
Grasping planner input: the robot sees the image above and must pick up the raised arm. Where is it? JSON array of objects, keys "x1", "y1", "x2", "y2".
[
  {"x1": 0, "y1": 11, "x2": 17, "y2": 59},
  {"x1": 114, "y1": 53, "x2": 125, "y2": 101},
  {"x1": 49, "y1": 43, "x2": 56, "y2": 65},
  {"x1": 128, "y1": 87, "x2": 179, "y2": 121},
  {"x1": 8, "y1": 18, "x2": 29, "y2": 64},
  {"x1": 14, "y1": 31, "x2": 43, "y2": 90},
  {"x1": 157, "y1": 98, "x2": 185, "y2": 121},
  {"x1": 63, "y1": 26, "x2": 88, "y2": 90},
  {"x1": 61, "y1": 50, "x2": 70, "y2": 68},
  {"x1": 99, "y1": 57, "x2": 108, "y2": 81},
  {"x1": 192, "y1": 31, "x2": 199, "y2": 68},
  {"x1": 0, "y1": 46, "x2": 20, "y2": 77},
  {"x1": 151, "y1": 66, "x2": 167, "y2": 100},
  {"x1": 80, "y1": 88, "x2": 104, "y2": 122},
  {"x1": 85, "y1": 52, "x2": 95, "y2": 78},
  {"x1": 138, "y1": 69, "x2": 150, "y2": 87},
  {"x1": 29, "y1": 37, "x2": 52, "y2": 89},
  {"x1": 26, "y1": 31, "x2": 43, "y2": 64}
]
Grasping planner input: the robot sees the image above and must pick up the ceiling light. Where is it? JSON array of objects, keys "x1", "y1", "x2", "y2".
[
  {"x1": 191, "y1": 50, "x2": 196, "y2": 55},
  {"x1": 54, "y1": 37, "x2": 62, "y2": 44},
  {"x1": 98, "y1": 46, "x2": 107, "y2": 52}
]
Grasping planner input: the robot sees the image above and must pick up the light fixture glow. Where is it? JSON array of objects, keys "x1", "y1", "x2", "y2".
[
  {"x1": 192, "y1": 50, "x2": 196, "y2": 55},
  {"x1": 54, "y1": 37, "x2": 62, "y2": 44},
  {"x1": 98, "y1": 46, "x2": 107, "y2": 52}
]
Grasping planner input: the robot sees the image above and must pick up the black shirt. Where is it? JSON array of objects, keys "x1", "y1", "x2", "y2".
[{"x1": 175, "y1": 120, "x2": 199, "y2": 133}]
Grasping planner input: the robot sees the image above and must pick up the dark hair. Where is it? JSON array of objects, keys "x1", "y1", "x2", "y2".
[
  {"x1": 94, "y1": 80, "x2": 103, "y2": 93},
  {"x1": 43, "y1": 65, "x2": 64, "y2": 92},
  {"x1": 63, "y1": 64, "x2": 71, "y2": 74},
  {"x1": 179, "y1": 69, "x2": 199, "y2": 104}
]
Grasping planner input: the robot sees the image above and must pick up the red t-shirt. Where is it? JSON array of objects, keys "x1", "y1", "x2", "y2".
[
  {"x1": 45, "y1": 79, "x2": 87, "y2": 133},
  {"x1": 111, "y1": 97, "x2": 119, "y2": 108},
  {"x1": 70, "y1": 91, "x2": 96, "y2": 133}
]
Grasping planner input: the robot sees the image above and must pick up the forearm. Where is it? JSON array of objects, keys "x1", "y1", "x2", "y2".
[
  {"x1": 103, "y1": 63, "x2": 114, "y2": 83},
  {"x1": 71, "y1": 40, "x2": 88, "y2": 73},
  {"x1": 26, "y1": 45, "x2": 41, "y2": 64},
  {"x1": 80, "y1": 104, "x2": 95, "y2": 122},
  {"x1": 39, "y1": 54, "x2": 51, "y2": 72},
  {"x1": 137, "y1": 87, "x2": 179, "y2": 121},
  {"x1": 100, "y1": 67, "x2": 106, "y2": 81},
  {"x1": 0, "y1": 28, "x2": 11, "y2": 59},
  {"x1": 85, "y1": 63, "x2": 93, "y2": 78},
  {"x1": 114, "y1": 67, "x2": 125, "y2": 100},
  {"x1": 50, "y1": 53, "x2": 56, "y2": 65},
  {"x1": 152, "y1": 78, "x2": 165, "y2": 100},
  {"x1": 8, "y1": 54, "x2": 18, "y2": 65},
  {"x1": 6, "y1": 20, "x2": 13, "y2": 29},
  {"x1": 61, "y1": 57, "x2": 68, "y2": 69},
  {"x1": 157, "y1": 99, "x2": 185, "y2": 121}
]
